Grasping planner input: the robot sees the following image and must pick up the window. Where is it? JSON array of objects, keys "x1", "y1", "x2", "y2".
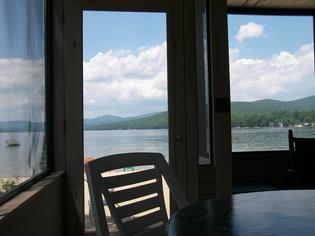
[
  {"x1": 83, "y1": 11, "x2": 170, "y2": 232},
  {"x1": 195, "y1": 0, "x2": 213, "y2": 164},
  {"x1": 0, "y1": 0, "x2": 49, "y2": 203},
  {"x1": 228, "y1": 14, "x2": 315, "y2": 152}
]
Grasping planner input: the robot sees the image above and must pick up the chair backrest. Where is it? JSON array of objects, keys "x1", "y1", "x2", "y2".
[
  {"x1": 288, "y1": 129, "x2": 315, "y2": 171},
  {"x1": 85, "y1": 152, "x2": 189, "y2": 236}
]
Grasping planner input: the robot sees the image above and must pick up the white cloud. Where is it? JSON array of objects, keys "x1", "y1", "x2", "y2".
[
  {"x1": 236, "y1": 22, "x2": 264, "y2": 43},
  {"x1": 229, "y1": 43, "x2": 315, "y2": 101},
  {"x1": 229, "y1": 48, "x2": 240, "y2": 61},
  {"x1": 1, "y1": 40, "x2": 313, "y2": 121},
  {"x1": 84, "y1": 42, "x2": 168, "y2": 118},
  {"x1": 85, "y1": 40, "x2": 315, "y2": 117},
  {"x1": 0, "y1": 59, "x2": 45, "y2": 122}
]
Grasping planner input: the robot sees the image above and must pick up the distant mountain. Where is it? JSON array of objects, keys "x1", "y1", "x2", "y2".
[
  {"x1": 84, "y1": 115, "x2": 123, "y2": 129},
  {"x1": 0, "y1": 121, "x2": 44, "y2": 132},
  {"x1": 2, "y1": 96, "x2": 314, "y2": 132},
  {"x1": 86, "y1": 96, "x2": 315, "y2": 130},
  {"x1": 231, "y1": 96, "x2": 315, "y2": 128},
  {"x1": 231, "y1": 96, "x2": 315, "y2": 113},
  {"x1": 127, "y1": 112, "x2": 160, "y2": 119},
  {"x1": 84, "y1": 112, "x2": 160, "y2": 129},
  {"x1": 89, "y1": 111, "x2": 168, "y2": 130}
]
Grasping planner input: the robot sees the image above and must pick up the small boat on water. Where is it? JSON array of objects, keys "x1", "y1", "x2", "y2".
[{"x1": 5, "y1": 139, "x2": 20, "y2": 147}]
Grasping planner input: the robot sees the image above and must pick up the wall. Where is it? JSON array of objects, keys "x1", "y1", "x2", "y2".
[
  {"x1": 208, "y1": 0, "x2": 233, "y2": 197},
  {"x1": 0, "y1": 173, "x2": 65, "y2": 236},
  {"x1": 199, "y1": 165, "x2": 216, "y2": 200},
  {"x1": 233, "y1": 151, "x2": 290, "y2": 187},
  {"x1": 199, "y1": 151, "x2": 291, "y2": 199}
]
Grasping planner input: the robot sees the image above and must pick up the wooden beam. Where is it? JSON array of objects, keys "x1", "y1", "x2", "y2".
[{"x1": 227, "y1": 0, "x2": 315, "y2": 10}]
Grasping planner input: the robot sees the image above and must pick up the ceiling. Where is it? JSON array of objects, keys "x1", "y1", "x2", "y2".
[{"x1": 227, "y1": 0, "x2": 315, "y2": 10}]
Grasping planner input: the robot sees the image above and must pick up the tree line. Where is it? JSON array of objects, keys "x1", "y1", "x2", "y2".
[{"x1": 231, "y1": 110, "x2": 315, "y2": 128}]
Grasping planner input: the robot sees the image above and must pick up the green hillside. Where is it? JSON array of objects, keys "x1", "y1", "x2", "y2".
[
  {"x1": 86, "y1": 96, "x2": 315, "y2": 130},
  {"x1": 231, "y1": 96, "x2": 315, "y2": 127},
  {"x1": 231, "y1": 96, "x2": 315, "y2": 113},
  {"x1": 84, "y1": 115, "x2": 123, "y2": 129},
  {"x1": 231, "y1": 110, "x2": 315, "y2": 127},
  {"x1": 89, "y1": 111, "x2": 168, "y2": 130}
]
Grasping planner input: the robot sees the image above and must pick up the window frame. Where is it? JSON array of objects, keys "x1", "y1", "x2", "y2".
[
  {"x1": 227, "y1": 8, "x2": 315, "y2": 154},
  {"x1": 0, "y1": 0, "x2": 52, "y2": 206}
]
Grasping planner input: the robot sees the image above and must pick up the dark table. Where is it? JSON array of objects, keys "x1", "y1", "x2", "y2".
[{"x1": 168, "y1": 190, "x2": 315, "y2": 236}]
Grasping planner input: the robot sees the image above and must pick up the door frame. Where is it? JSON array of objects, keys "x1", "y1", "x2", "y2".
[{"x1": 64, "y1": 0, "x2": 199, "y2": 233}]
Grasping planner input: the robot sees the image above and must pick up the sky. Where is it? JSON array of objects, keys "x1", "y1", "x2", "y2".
[
  {"x1": 83, "y1": 12, "x2": 315, "y2": 118},
  {"x1": 228, "y1": 15, "x2": 313, "y2": 59},
  {"x1": 83, "y1": 11, "x2": 168, "y2": 118},
  {"x1": 228, "y1": 15, "x2": 315, "y2": 102},
  {"x1": 83, "y1": 12, "x2": 166, "y2": 61},
  {"x1": 0, "y1": 0, "x2": 45, "y2": 122},
  {"x1": 1, "y1": 9, "x2": 314, "y2": 121},
  {"x1": 0, "y1": 0, "x2": 44, "y2": 59}
]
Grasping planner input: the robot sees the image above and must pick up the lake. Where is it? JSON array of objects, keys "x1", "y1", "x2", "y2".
[
  {"x1": 232, "y1": 127, "x2": 315, "y2": 151},
  {"x1": 84, "y1": 129, "x2": 169, "y2": 160},
  {"x1": 84, "y1": 127, "x2": 315, "y2": 158},
  {"x1": 0, "y1": 132, "x2": 45, "y2": 178},
  {"x1": 1, "y1": 127, "x2": 315, "y2": 178}
]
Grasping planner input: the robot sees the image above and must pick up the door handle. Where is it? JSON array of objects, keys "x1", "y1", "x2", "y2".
[{"x1": 176, "y1": 135, "x2": 182, "y2": 141}]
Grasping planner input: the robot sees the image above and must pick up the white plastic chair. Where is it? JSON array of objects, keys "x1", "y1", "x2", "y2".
[{"x1": 85, "y1": 152, "x2": 189, "y2": 236}]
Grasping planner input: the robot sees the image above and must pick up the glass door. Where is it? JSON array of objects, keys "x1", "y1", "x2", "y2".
[{"x1": 83, "y1": 10, "x2": 173, "y2": 233}]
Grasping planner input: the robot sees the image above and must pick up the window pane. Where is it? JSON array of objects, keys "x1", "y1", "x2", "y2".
[
  {"x1": 0, "y1": 0, "x2": 47, "y2": 196},
  {"x1": 195, "y1": 0, "x2": 212, "y2": 164},
  {"x1": 228, "y1": 15, "x2": 315, "y2": 152},
  {"x1": 83, "y1": 11, "x2": 169, "y2": 233}
]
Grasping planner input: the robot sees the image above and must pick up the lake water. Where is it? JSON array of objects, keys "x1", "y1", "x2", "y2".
[
  {"x1": 84, "y1": 127, "x2": 315, "y2": 158},
  {"x1": 232, "y1": 127, "x2": 315, "y2": 152},
  {"x1": 2, "y1": 128, "x2": 315, "y2": 178},
  {"x1": 84, "y1": 129, "x2": 169, "y2": 160},
  {"x1": 0, "y1": 132, "x2": 45, "y2": 178}
]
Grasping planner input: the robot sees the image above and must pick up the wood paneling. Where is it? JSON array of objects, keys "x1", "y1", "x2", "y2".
[
  {"x1": 52, "y1": 0, "x2": 66, "y2": 171},
  {"x1": 64, "y1": 0, "x2": 84, "y2": 234},
  {"x1": 0, "y1": 172, "x2": 65, "y2": 236},
  {"x1": 81, "y1": 0, "x2": 167, "y2": 11},
  {"x1": 199, "y1": 165, "x2": 216, "y2": 200},
  {"x1": 183, "y1": 0, "x2": 200, "y2": 204},
  {"x1": 208, "y1": 0, "x2": 233, "y2": 198},
  {"x1": 233, "y1": 151, "x2": 290, "y2": 187},
  {"x1": 228, "y1": 0, "x2": 315, "y2": 10},
  {"x1": 198, "y1": 151, "x2": 292, "y2": 199}
]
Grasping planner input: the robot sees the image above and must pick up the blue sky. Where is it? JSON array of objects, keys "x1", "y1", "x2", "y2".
[
  {"x1": 83, "y1": 11, "x2": 168, "y2": 118},
  {"x1": 0, "y1": 0, "x2": 45, "y2": 122},
  {"x1": 227, "y1": 15, "x2": 315, "y2": 102},
  {"x1": 228, "y1": 15, "x2": 313, "y2": 59},
  {"x1": 83, "y1": 13, "x2": 313, "y2": 62},
  {"x1": 0, "y1": 0, "x2": 44, "y2": 59},
  {"x1": 83, "y1": 11, "x2": 166, "y2": 61},
  {"x1": 0, "y1": 9, "x2": 314, "y2": 119},
  {"x1": 82, "y1": 13, "x2": 315, "y2": 117}
]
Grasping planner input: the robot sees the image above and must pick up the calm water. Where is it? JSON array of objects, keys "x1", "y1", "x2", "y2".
[
  {"x1": 0, "y1": 132, "x2": 45, "y2": 178},
  {"x1": 84, "y1": 129, "x2": 169, "y2": 160},
  {"x1": 84, "y1": 128, "x2": 315, "y2": 158},
  {"x1": 232, "y1": 127, "x2": 315, "y2": 152},
  {"x1": 2, "y1": 128, "x2": 315, "y2": 178}
]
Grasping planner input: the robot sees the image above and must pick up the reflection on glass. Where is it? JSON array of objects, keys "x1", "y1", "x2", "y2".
[
  {"x1": 195, "y1": 0, "x2": 212, "y2": 165},
  {"x1": 0, "y1": 0, "x2": 47, "y2": 196}
]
